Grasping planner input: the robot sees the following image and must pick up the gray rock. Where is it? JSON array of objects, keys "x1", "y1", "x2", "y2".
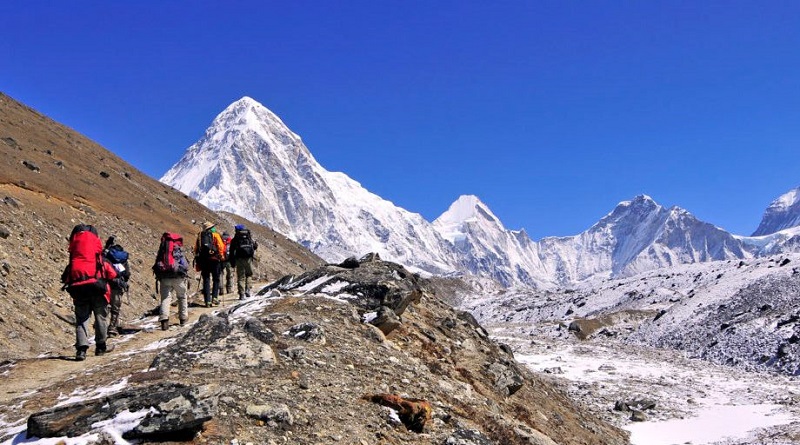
[
  {"x1": 246, "y1": 404, "x2": 293, "y2": 428},
  {"x1": 286, "y1": 322, "x2": 325, "y2": 344},
  {"x1": 243, "y1": 317, "x2": 276, "y2": 344},
  {"x1": 487, "y1": 361, "x2": 524, "y2": 396},
  {"x1": 630, "y1": 409, "x2": 647, "y2": 422},
  {"x1": 152, "y1": 313, "x2": 275, "y2": 372},
  {"x1": 370, "y1": 305, "x2": 401, "y2": 335},
  {"x1": 445, "y1": 428, "x2": 494, "y2": 444},
  {"x1": 27, "y1": 382, "x2": 217, "y2": 440}
]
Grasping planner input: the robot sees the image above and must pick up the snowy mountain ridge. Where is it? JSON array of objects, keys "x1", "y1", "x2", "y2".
[
  {"x1": 752, "y1": 186, "x2": 800, "y2": 236},
  {"x1": 162, "y1": 97, "x2": 800, "y2": 288},
  {"x1": 161, "y1": 97, "x2": 457, "y2": 275}
]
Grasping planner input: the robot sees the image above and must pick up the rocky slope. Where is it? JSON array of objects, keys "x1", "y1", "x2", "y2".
[
  {"x1": 0, "y1": 257, "x2": 628, "y2": 444},
  {"x1": 463, "y1": 253, "x2": 800, "y2": 377},
  {"x1": 0, "y1": 92, "x2": 323, "y2": 361}
]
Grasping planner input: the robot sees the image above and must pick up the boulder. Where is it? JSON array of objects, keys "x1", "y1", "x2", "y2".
[{"x1": 27, "y1": 382, "x2": 217, "y2": 440}]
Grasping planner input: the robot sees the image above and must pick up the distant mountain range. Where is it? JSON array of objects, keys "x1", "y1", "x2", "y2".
[{"x1": 162, "y1": 97, "x2": 800, "y2": 287}]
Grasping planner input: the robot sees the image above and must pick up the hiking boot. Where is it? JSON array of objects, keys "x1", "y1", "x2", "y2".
[
  {"x1": 245, "y1": 292, "x2": 251, "y2": 299},
  {"x1": 212, "y1": 299, "x2": 220, "y2": 306},
  {"x1": 238, "y1": 294, "x2": 245, "y2": 300},
  {"x1": 161, "y1": 319, "x2": 169, "y2": 331},
  {"x1": 205, "y1": 302, "x2": 212, "y2": 308},
  {"x1": 107, "y1": 327, "x2": 119, "y2": 337},
  {"x1": 75, "y1": 348, "x2": 87, "y2": 361},
  {"x1": 179, "y1": 318, "x2": 187, "y2": 327},
  {"x1": 95, "y1": 343, "x2": 115, "y2": 356}
]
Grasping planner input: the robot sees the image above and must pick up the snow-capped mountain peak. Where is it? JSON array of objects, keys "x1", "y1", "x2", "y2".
[
  {"x1": 161, "y1": 97, "x2": 457, "y2": 275},
  {"x1": 433, "y1": 195, "x2": 505, "y2": 242},
  {"x1": 163, "y1": 98, "x2": 800, "y2": 290},
  {"x1": 753, "y1": 186, "x2": 800, "y2": 236}
]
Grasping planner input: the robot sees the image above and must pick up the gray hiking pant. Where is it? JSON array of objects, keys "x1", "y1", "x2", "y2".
[
  {"x1": 223, "y1": 261, "x2": 233, "y2": 294},
  {"x1": 159, "y1": 277, "x2": 188, "y2": 323},
  {"x1": 235, "y1": 257, "x2": 254, "y2": 297},
  {"x1": 108, "y1": 287, "x2": 123, "y2": 332},
  {"x1": 73, "y1": 292, "x2": 109, "y2": 351}
]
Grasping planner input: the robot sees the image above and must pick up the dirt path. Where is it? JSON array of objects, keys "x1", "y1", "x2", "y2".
[{"x1": 0, "y1": 291, "x2": 246, "y2": 408}]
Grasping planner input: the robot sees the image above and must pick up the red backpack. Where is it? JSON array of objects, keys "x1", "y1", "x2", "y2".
[
  {"x1": 152, "y1": 232, "x2": 190, "y2": 278},
  {"x1": 62, "y1": 224, "x2": 108, "y2": 294}
]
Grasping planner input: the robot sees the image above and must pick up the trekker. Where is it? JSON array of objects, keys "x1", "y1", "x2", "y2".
[
  {"x1": 194, "y1": 222, "x2": 226, "y2": 307},
  {"x1": 103, "y1": 236, "x2": 131, "y2": 337},
  {"x1": 152, "y1": 232, "x2": 190, "y2": 330},
  {"x1": 230, "y1": 224, "x2": 258, "y2": 300},
  {"x1": 61, "y1": 224, "x2": 119, "y2": 361},
  {"x1": 221, "y1": 231, "x2": 233, "y2": 295}
]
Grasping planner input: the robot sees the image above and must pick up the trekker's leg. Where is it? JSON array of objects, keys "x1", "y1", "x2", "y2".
[
  {"x1": 211, "y1": 261, "x2": 221, "y2": 304},
  {"x1": 224, "y1": 262, "x2": 233, "y2": 294},
  {"x1": 73, "y1": 294, "x2": 92, "y2": 355},
  {"x1": 236, "y1": 258, "x2": 246, "y2": 299},
  {"x1": 201, "y1": 268, "x2": 211, "y2": 306},
  {"x1": 244, "y1": 258, "x2": 254, "y2": 298},
  {"x1": 175, "y1": 278, "x2": 188, "y2": 325},
  {"x1": 159, "y1": 279, "x2": 172, "y2": 324},
  {"x1": 92, "y1": 292, "x2": 109, "y2": 349},
  {"x1": 107, "y1": 288, "x2": 122, "y2": 336}
]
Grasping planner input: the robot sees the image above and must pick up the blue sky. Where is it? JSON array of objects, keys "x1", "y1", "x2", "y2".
[{"x1": 2, "y1": 1, "x2": 799, "y2": 239}]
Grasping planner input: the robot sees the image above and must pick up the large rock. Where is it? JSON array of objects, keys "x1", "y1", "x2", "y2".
[
  {"x1": 263, "y1": 258, "x2": 426, "y2": 333},
  {"x1": 152, "y1": 313, "x2": 276, "y2": 372},
  {"x1": 27, "y1": 382, "x2": 217, "y2": 440}
]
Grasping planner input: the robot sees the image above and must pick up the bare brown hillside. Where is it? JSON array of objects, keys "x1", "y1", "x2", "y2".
[{"x1": 0, "y1": 92, "x2": 324, "y2": 360}]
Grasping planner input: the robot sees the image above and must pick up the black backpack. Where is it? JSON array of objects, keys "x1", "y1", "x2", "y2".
[
  {"x1": 235, "y1": 229, "x2": 256, "y2": 259},
  {"x1": 198, "y1": 230, "x2": 216, "y2": 260}
]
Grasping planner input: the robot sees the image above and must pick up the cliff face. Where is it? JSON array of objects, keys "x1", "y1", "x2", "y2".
[{"x1": 2, "y1": 257, "x2": 628, "y2": 444}]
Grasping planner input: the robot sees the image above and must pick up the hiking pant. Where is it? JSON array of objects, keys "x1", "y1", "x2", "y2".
[
  {"x1": 108, "y1": 287, "x2": 123, "y2": 333},
  {"x1": 235, "y1": 257, "x2": 254, "y2": 297},
  {"x1": 201, "y1": 260, "x2": 222, "y2": 304},
  {"x1": 223, "y1": 261, "x2": 233, "y2": 294},
  {"x1": 159, "y1": 277, "x2": 188, "y2": 323},
  {"x1": 73, "y1": 292, "x2": 109, "y2": 351}
]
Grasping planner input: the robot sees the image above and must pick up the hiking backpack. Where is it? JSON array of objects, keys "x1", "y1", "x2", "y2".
[
  {"x1": 152, "y1": 232, "x2": 190, "y2": 278},
  {"x1": 62, "y1": 224, "x2": 107, "y2": 294},
  {"x1": 235, "y1": 229, "x2": 257, "y2": 259},
  {"x1": 198, "y1": 229, "x2": 216, "y2": 260},
  {"x1": 104, "y1": 244, "x2": 131, "y2": 281}
]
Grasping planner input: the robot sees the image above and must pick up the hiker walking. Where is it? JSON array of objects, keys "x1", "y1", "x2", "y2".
[
  {"x1": 230, "y1": 224, "x2": 258, "y2": 300},
  {"x1": 221, "y1": 231, "x2": 233, "y2": 295},
  {"x1": 61, "y1": 224, "x2": 119, "y2": 361},
  {"x1": 194, "y1": 222, "x2": 226, "y2": 307},
  {"x1": 103, "y1": 236, "x2": 131, "y2": 337},
  {"x1": 152, "y1": 232, "x2": 190, "y2": 330}
]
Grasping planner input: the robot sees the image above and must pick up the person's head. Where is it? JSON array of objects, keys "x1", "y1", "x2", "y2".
[
  {"x1": 222, "y1": 231, "x2": 229, "y2": 238},
  {"x1": 235, "y1": 224, "x2": 245, "y2": 231},
  {"x1": 202, "y1": 221, "x2": 216, "y2": 232},
  {"x1": 105, "y1": 236, "x2": 116, "y2": 248}
]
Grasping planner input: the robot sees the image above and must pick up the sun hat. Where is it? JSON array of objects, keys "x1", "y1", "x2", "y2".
[{"x1": 202, "y1": 221, "x2": 216, "y2": 231}]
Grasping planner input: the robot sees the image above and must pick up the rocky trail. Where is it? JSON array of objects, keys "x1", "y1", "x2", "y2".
[
  {"x1": 0, "y1": 260, "x2": 630, "y2": 445},
  {"x1": 0, "y1": 289, "x2": 247, "y2": 429}
]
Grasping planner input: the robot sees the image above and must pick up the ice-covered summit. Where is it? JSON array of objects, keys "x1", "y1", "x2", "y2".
[
  {"x1": 162, "y1": 97, "x2": 800, "y2": 289},
  {"x1": 752, "y1": 186, "x2": 800, "y2": 236},
  {"x1": 161, "y1": 97, "x2": 457, "y2": 274}
]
